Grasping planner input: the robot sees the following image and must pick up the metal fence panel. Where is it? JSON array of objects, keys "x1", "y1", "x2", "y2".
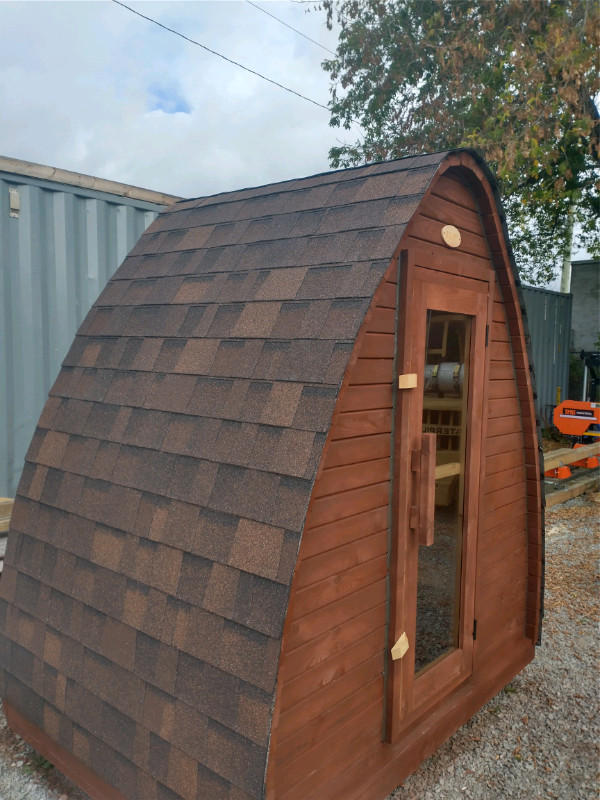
[
  {"x1": 1, "y1": 171, "x2": 167, "y2": 497},
  {"x1": 521, "y1": 285, "x2": 572, "y2": 428}
]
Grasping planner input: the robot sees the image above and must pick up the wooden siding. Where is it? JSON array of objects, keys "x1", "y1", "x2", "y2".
[{"x1": 266, "y1": 158, "x2": 540, "y2": 800}]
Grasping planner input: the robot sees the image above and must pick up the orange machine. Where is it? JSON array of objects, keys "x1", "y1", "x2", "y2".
[{"x1": 553, "y1": 400, "x2": 600, "y2": 437}]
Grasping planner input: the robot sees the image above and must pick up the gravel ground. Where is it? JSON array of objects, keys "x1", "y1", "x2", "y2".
[{"x1": 0, "y1": 494, "x2": 597, "y2": 800}]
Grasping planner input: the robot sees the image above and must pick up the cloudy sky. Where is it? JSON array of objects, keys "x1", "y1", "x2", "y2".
[{"x1": 2, "y1": 0, "x2": 356, "y2": 199}]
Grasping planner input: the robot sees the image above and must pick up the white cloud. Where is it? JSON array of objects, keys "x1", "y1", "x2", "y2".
[{"x1": 0, "y1": 0, "x2": 351, "y2": 199}]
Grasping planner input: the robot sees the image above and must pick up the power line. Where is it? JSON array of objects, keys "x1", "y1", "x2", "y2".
[
  {"x1": 245, "y1": 0, "x2": 337, "y2": 56},
  {"x1": 111, "y1": 0, "x2": 330, "y2": 112}
]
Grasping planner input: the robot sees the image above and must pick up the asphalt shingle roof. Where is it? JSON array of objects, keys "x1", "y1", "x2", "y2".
[{"x1": 1, "y1": 152, "x2": 449, "y2": 800}]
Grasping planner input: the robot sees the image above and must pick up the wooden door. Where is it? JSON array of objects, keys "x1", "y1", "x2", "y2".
[{"x1": 387, "y1": 250, "x2": 490, "y2": 741}]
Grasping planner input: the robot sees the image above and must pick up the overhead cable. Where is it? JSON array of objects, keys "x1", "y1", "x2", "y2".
[
  {"x1": 245, "y1": 0, "x2": 337, "y2": 56},
  {"x1": 112, "y1": 0, "x2": 330, "y2": 111}
]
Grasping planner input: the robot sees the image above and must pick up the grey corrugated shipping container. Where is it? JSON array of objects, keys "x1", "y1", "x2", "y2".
[
  {"x1": 520, "y1": 284, "x2": 572, "y2": 427},
  {"x1": 0, "y1": 157, "x2": 180, "y2": 497}
]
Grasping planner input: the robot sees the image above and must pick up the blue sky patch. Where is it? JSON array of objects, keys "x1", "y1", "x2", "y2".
[{"x1": 148, "y1": 82, "x2": 191, "y2": 114}]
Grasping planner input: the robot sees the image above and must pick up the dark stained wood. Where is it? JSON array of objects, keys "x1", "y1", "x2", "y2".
[
  {"x1": 314, "y1": 457, "x2": 391, "y2": 498},
  {"x1": 330, "y1": 409, "x2": 392, "y2": 440},
  {"x1": 278, "y1": 605, "x2": 386, "y2": 684},
  {"x1": 285, "y1": 578, "x2": 386, "y2": 649},
  {"x1": 422, "y1": 192, "x2": 483, "y2": 234},
  {"x1": 360, "y1": 332, "x2": 396, "y2": 359},
  {"x1": 275, "y1": 653, "x2": 383, "y2": 749},
  {"x1": 348, "y1": 358, "x2": 395, "y2": 385},
  {"x1": 338, "y1": 384, "x2": 393, "y2": 412},
  {"x1": 409, "y1": 215, "x2": 491, "y2": 259},
  {"x1": 266, "y1": 152, "x2": 541, "y2": 800},
  {"x1": 325, "y1": 433, "x2": 391, "y2": 468},
  {"x1": 300, "y1": 505, "x2": 389, "y2": 559},
  {"x1": 278, "y1": 627, "x2": 385, "y2": 714},
  {"x1": 274, "y1": 675, "x2": 382, "y2": 767},
  {"x1": 431, "y1": 173, "x2": 479, "y2": 211},
  {"x1": 294, "y1": 531, "x2": 388, "y2": 592},
  {"x1": 485, "y1": 431, "x2": 526, "y2": 457},
  {"x1": 487, "y1": 414, "x2": 523, "y2": 438},
  {"x1": 307, "y1": 481, "x2": 390, "y2": 528}
]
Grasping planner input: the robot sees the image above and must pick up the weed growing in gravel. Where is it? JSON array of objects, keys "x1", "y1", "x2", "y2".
[{"x1": 22, "y1": 754, "x2": 54, "y2": 777}]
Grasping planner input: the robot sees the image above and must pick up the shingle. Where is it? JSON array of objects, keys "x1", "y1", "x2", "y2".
[
  {"x1": 260, "y1": 382, "x2": 303, "y2": 427},
  {"x1": 94, "y1": 338, "x2": 129, "y2": 369},
  {"x1": 60, "y1": 435, "x2": 100, "y2": 475},
  {"x1": 153, "y1": 339, "x2": 187, "y2": 372},
  {"x1": 81, "y1": 648, "x2": 145, "y2": 722},
  {"x1": 324, "y1": 341, "x2": 354, "y2": 385},
  {"x1": 202, "y1": 564, "x2": 240, "y2": 619},
  {"x1": 210, "y1": 340, "x2": 263, "y2": 378},
  {"x1": 173, "y1": 339, "x2": 219, "y2": 375},
  {"x1": 285, "y1": 340, "x2": 336, "y2": 383},
  {"x1": 197, "y1": 663, "x2": 240, "y2": 729},
  {"x1": 250, "y1": 341, "x2": 290, "y2": 381},
  {"x1": 272, "y1": 475, "x2": 312, "y2": 531},
  {"x1": 103, "y1": 700, "x2": 137, "y2": 761},
  {"x1": 204, "y1": 305, "x2": 242, "y2": 337},
  {"x1": 173, "y1": 275, "x2": 221, "y2": 304},
  {"x1": 188, "y1": 508, "x2": 238, "y2": 563},
  {"x1": 228, "y1": 519, "x2": 284, "y2": 581},
  {"x1": 192, "y1": 763, "x2": 228, "y2": 800},
  {"x1": 318, "y1": 297, "x2": 366, "y2": 340},
  {"x1": 121, "y1": 408, "x2": 170, "y2": 450},
  {"x1": 55, "y1": 472, "x2": 85, "y2": 514},
  {"x1": 166, "y1": 456, "x2": 219, "y2": 505},
  {"x1": 213, "y1": 420, "x2": 257, "y2": 467},
  {"x1": 36, "y1": 431, "x2": 70, "y2": 469},
  {"x1": 133, "y1": 539, "x2": 183, "y2": 596},
  {"x1": 49, "y1": 366, "x2": 81, "y2": 399},
  {"x1": 177, "y1": 304, "x2": 217, "y2": 338},
  {"x1": 146, "y1": 498, "x2": 199, "y2": 552},
  {"x1": 296, "y1": 263, "x2": 352, "y2": 299},
  {"x1": 292, "y1": 385, "x2": 338, "y2": 431},
  {"x1": 119, "y1": 338, "x2": 163, "y2": 371},
  {"x1": 253, "y1": 267, "x2": 308, "y2": 301},
  {"x1": 267, "y1": 428, "x2": 317, "y2": 477},
  {"x1": 186, "y1": 377, "x2": 235, "y2": 418},
  {"x1": 231, "y1": 302, "x2": 281, "y2": 338},
  {"x1": 169, "y1": 699, "x2": 209, "y2": 763},
  {"x1": 218, "y1": 624, "x2": 270, "y2": 705},
  {"x1": 175, "y1": 224, "x2": 216, "y2": 250},
  {"x1": 144, "y1": 374, "x2": 198, "y2": 413},
  {"x1": 176, "y1": 551, "x2": 212, "y2": 607},
  {"x1": 205, "y1": 719, "x2": 265, "y2": 798},
  {"x1": 17, "y1": 534, "x2": 44, "y2": 580},
  {"x1": 216, "y1": 271, "x2": 263, "y2": 303},
  {"x1": 233, "y1": 574, "x2": 288, "y2": 638}
]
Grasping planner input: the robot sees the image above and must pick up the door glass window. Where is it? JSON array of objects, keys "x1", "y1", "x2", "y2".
[{"x1": 415, "y1": 312, "x2": 471, "y2": 674}]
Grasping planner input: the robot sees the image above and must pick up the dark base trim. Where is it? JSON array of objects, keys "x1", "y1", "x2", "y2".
[{"x1": 3, "y1": 702, "x2": 128, "y2": 800}]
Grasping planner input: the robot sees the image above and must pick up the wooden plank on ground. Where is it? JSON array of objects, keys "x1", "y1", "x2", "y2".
[
  {"x1": 545, "y1": 468, "x2": 600, "y2": 508},
  {"x1": 543, "y1": 442, "x2": 600, "y2": 472},
  {"x1": 0, "y1": 498, "x2": 13, "y2": 534}
]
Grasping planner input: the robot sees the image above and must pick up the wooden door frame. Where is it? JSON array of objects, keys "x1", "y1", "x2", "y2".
[{"x1": 385, "y1": 249, "x2": 493, "y2": 743}]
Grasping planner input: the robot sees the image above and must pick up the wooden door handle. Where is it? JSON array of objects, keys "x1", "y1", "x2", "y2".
[{"x1": 419, "y1": 433, "x2": 436, "y2": 546}]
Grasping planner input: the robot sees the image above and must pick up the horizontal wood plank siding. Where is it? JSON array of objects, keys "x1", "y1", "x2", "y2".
[{"x1": 267, "y1": 157, "x2": 541, "y2": 800}]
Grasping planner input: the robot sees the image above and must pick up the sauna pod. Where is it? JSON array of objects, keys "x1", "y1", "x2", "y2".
[{"x1": 0, "y1": 150, "x2": 543, "y2": 800}]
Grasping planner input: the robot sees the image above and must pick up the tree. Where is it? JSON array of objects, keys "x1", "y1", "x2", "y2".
[{"x1": 321, "y1": 0, "x2": 600, "y2": 285}]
